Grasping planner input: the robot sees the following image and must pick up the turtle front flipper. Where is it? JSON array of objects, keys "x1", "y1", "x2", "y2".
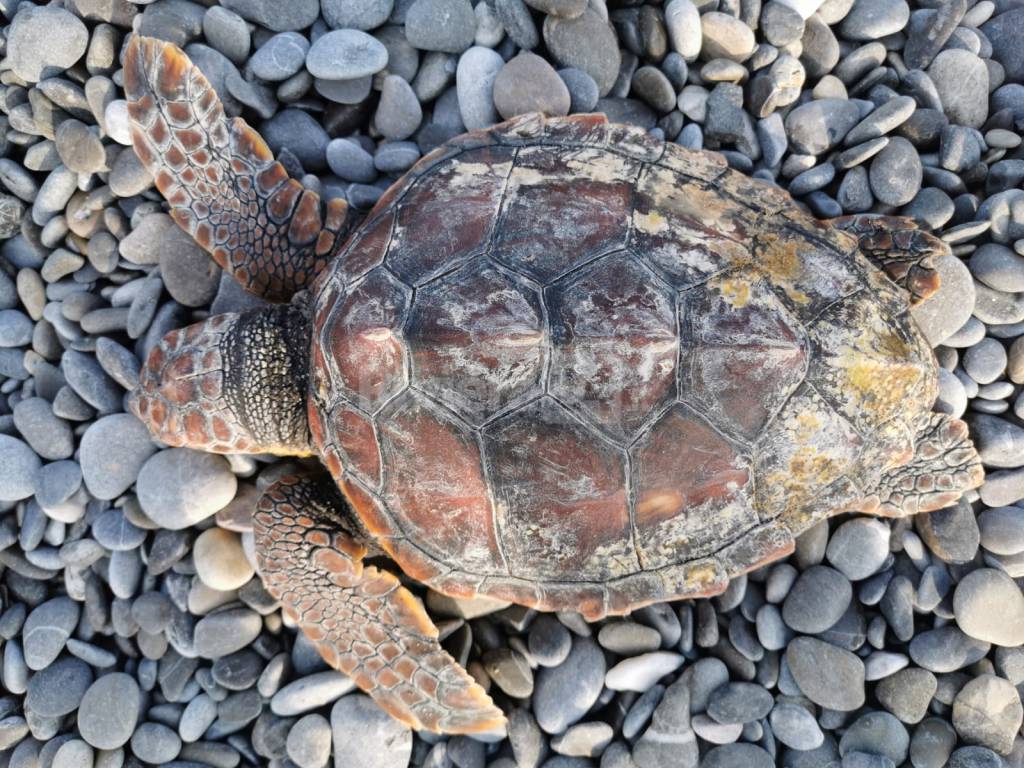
[
  {"x1": 253, "y1": 473, "x2": 506, "y2": 735},
  {"x1": 828, "y1": 214, "x2": 945, "y2": 306},
  {"x1": 860, "y1": 412, "x2": 984, "y2": 517},
  {"x1": 124, "y1": 36, "x2": 352, "y2": 302}
]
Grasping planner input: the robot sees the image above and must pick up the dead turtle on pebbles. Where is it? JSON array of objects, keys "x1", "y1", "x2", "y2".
[{"x1": 123, "y1": 36, "x2": 983, "y2": 733}]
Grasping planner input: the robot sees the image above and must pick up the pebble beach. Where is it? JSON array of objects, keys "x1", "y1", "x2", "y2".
[{"x1": 2, "y1": 0, "x2": 1024, "y2": 767}]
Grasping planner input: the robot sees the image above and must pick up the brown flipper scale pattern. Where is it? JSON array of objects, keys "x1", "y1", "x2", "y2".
[
  {"x1": 123, "y1": 36, "x2": 351, "y2": 302},
  {"x1": 253, "y1": 473, "x2": 506, "y2": 734}
]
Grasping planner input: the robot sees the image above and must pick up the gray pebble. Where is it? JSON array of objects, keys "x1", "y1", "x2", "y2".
[
  {"x1": 25, "y1": 656, "x2": 93, "y2": 718},
  {"x1": 270, "y1": 671, "x2": 356, "y2": 716},
  {"x1": 782, "y1": 565, "x2": 852, "y2": 633},
  {"x1": 194, "y1": 607, "x2": 262, "y2": 659},
  {"x1": 534, "y1": 635, "x2": 605, "y2": 733},
  {"x1": 80, "y1": 414, "x2": 156, "y2": 501},
  {"x1": 456, "y1": 46, "x2": 504, "y2": 130},
  {"x1": 323, "y1": 0, "x2": 394, "y2": 30},
  {"x1": 6, "y1": 6, "x2": 89, "y2": 82},
  {"x1": 869, "y1": 137, "x2": 922, "y2": 206},
  {"x1": 707, "y1": 682, "x2": 773, "y2": 724},
  {"x1": 406, "y1": 0, "x2": 477, "y2": 53},
  {"x1": 770, "y1": 702, "x2": 824, "y2": 751},
  {"x1": 952, "y1": 674, "x2": 1023, "y2": 753},
  {"x1": 12, "y1": 398, "x2": 72, "y2": 461},
  {"x1": 909, "y1": 626, "x2": 990, "y2": 673},
  {"x1": 929, "y1": 49, "x2": 989, "y2": 128},
  {"x1": 786, "y1": 636, "x2": 865, "y2": 711},
  {"x1": 375, "y1": 75, "x2": 423, "y2": 140},
  {"x1": 286, "y1": 713, "x2": 332, "y2": 768},
  {"x1": 785, "y1": 99, "x2": 861, "y2": 155},
  {"x1": 136, "y1": 448, "x2": 237, "y2": 530},
  {"x1": 330, "y1": 694, "x2": 412, "y2": 768},
  {"x1": 131, "y1": 722, "x2": 181, "y2": 764},
  {"x1": 529, "y1": 614, "x2": 573, "y2": 667},
  {"x1": 251, "y1": 32, "x2": 309, "y2": 82},
  {"x1": 77, "y1": 673, "x2": 140, "y2": 749}
]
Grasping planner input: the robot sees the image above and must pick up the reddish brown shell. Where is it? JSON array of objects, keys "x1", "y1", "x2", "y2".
[{"x1": 308, "y1": 114, "x2": 938, "y2": 619}]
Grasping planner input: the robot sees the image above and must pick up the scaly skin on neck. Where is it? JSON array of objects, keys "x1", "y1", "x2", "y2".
[{"x1": 129, "y1": 301, "x2": 313, "y2": 457}]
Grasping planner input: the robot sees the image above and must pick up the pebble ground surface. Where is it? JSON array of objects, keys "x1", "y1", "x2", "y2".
[{"x1": 2, "y1": 0, "x2": 1024, "y2": 766}]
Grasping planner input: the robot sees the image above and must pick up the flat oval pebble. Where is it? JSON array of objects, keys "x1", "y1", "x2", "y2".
[
  {"x1": 77, "y1": 673, "x2": 140, "y2": 749},
  {"x1": 0, "y1": 435, "x2": 42, "y2": 502},
  {"x1": 707, "y1": 682, "x2": 774, "y2": 724},
  {"x1": 782, "y1": 565, "x2": 852, "y2": 633},
  {"x1": 306, "y1": 30, "x2": 389, "y2": 80},
  {"x1": 330, "y1": 695, "x2": 412, "y2": 768},
  {"x1": 194, "y1": 528, "x2": 255, "y2": 591},
  {"x1": 786, "y1": 636, "x2": 865, "y2": 711},
  {"x1": 80, "y1": 414, "x2": 156, "y2": 501},
  {"x1": 597, "y1": 622, "x2": 662, "y2": 656},
  {"x1": 770, "y1": 702, "x2": 824, "y2": 750},
  {"x1": 534, "y1": 635, "x2": 605, "y2": 733},
  {"x1": 137, "y1": 448, "x2": 237, "y2": 530},
  {"x1": 604, "y1": 651, "x2": 684, "y2": 692},
  {"x1": 953, "y1": 568, "x2": 1024, "y2": 646},
  {"x1": 271, "y1": 670, "x2": 356, "y2": 716},
  {"x1": 952, "y1": 674, "x2": 1023, "y2": 754}
]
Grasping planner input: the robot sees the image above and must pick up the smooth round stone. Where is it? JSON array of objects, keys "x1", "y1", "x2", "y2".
[
  {"x1": 61, "y1": 349, "x2": 122, "y2": 413},
  {"x1": 964, "y1": 413, "x2": 1024, "y2": 468},
  {"x1": 786, "y1": 637, "x2": 865, "y2": 711},
  {"x1": 762, "y1": 2, "x2": 805, "y2": 46},
  {"x1": 137, "y1": 448, "x2": 237, "y2": 530},
  {"x1": 954, "y1": 568, "x2": 1024, "y2": 646},
  {"x1": 770, "y1": 702, "x2": 824, "y2": 750},
  {"x1": 331, "y1": 695, "x2": 412, "y2": 768},
  {"x1": 702, "y1": 743, "x2": 774, "y2": 768},
  {"x1": 194, "y1": 528, "x2": 254, "y2": 591},
  {"x1": 782, "y1": 565, "x2": 852, "y2": 633},
  {"x1": 12, "y1": 397, "x2": 72, "y2": 462},
  {"x1": 0, "y1": 435, "x2": 42, "y2": 502},
  {"x1": 250, "y1": 32, "x2": 309, "y2": 81},
  {"x1": 375, "y1": 75, "x2": 422, "y2": 140},
  {"x1": 483, "y1": 648, "x2": 534, "y2": 698},
  {"x1": 910, "y1": 717, "x2": 957, "y2": 768},
  {"x1": 543, "y1": 9, "x2": 621, "y2": 96},
  {"x1": 203, "y1": 6, "x2": 250, "y2": 64},
  {"x1": 323, "y1": 0, "x2": 393, "y2": 29},
  {"x1": 597, "y1": 622, "x2": 662, "y2": 656},
  {"x1": 528, "y1": 614, "x2": 572, "y2": 667},
  {"x1": 605, "y1": 652, "x2": 684, "y2": 692},
  {"x1": 534, "y1": 636, "x2": 606, "y2": 733},
  {"x1": 194, "y1": 607, "x2": 263, "y2": 658},
  {"x1": 306, "y1": 30, "x2": 388, "y2": 80},
  {"x1": 948, "y1": 746, "x2": 1006, "y2": 768},
  {"x1": 917, "y1": 499, "x2": 980, "y2": 564},
  {"x1": 55, "y1": 119, "x2": 105, "y2": 175},
  {"x1": 707, "y1": 683, "x2": 773, "y2": 724},
  {"x1": 222, "y1": 0, "x2": 319, "y2": 31},
  {"x1": 271, "y1": 671, "x2": 356, "y2": 716},
  {"x1": 35, "y1": 460, "x2": 82, "y2": 509},
  {"x1": 826, "y1": 518, "x2": 890, "y2": 581},
  {"x1": 839, "y1": 711, "x2": 909, "y2": 765},
  {"x1": 493, "y1": 53, "x2": 571, "y2": 120},
  {"x1": 983, "y1": 7, "x2": 1024, "y2": 84},
  {"x1": 287, "y1": 713, "x2": 332, "y2": 768},
  {"x1": 131, "y1": 722, "x2": 181, "y2": 764},
  {"x1": 405, "y1": 0, "x2": 477, "y2": 53},
  {"x1": 952, "y1": 674, "x2": 1023, "y2": 754},
  {"x1": 875, "y1": 667, "x2": 937, "y2": 724},
  {"x1": 869, "y1": 137, "x2": 922, "y2": 206},
  {"x1": 692, "y1": 713, "x2": 743, "y2": 744},
  {"x1": 928, "y1": 49, "x2": 989, "y2": 129},
  {"x1": 839, "y1": 0, "x2": 909, "y2": 40},
  {"x1": 374, "y1": 141, "x2": 421, "y2": 172},
  {"x1": 558, "y1": 68, "x2": 599, "y2": 113},
  {"x1": 963, "y1": 339, "x2": 1007, "y2": 384},
  {"x1": 909, "y1": 627, "x2": 990, "y2": 673},
  {"x1": 701, "y1": 12, "x2": 756, "y2": 62},
  {"x1": 493, "y1": 0, "x2": 538, "y2": 49},
  {"x1": 971, "y1": 243, "x2": 1024, "y2": 293},
  {"x1": 77, "y1": 673, "x2": 140, "y2": 749},
  {"x1": 23, "y1": 597, "x2": 78, "y2": 671},
  {"x1": 978, "y1": 507, "x2": 1024, "y2": 555},
  {"x1": 785, "y1": 98, "x2": 861, "y2": 154},
  {"x1": 456, "y1": 46, "x2": 504, "y2": 130},
  {"x1": 25, "y1": 657, "x2": 92, "y2": 718},
  {"x1": 910, "y1": 253, "x2": 974, "y2": 346},
  {"x1": 550, "y1": 721, "x2": 613, "y2": 757},
  {"x1": 665, "y1": 0, "x2": 702, "y2": 60},
  {"x1": 80, "y1": 414, "x2": 156, "y2": 501},
  {"x1": 7, "y1": 6, "x2": 89, "y2": 82},
  {"x1": 326, "y1": 138, "x2": 377, "y2": 183}
]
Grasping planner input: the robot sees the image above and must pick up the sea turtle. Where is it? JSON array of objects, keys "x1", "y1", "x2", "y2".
[{"x1": 123, "y1": 36, "x2": 984, "y2": 734}]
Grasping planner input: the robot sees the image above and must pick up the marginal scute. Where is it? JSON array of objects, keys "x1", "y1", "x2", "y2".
[
  {"x1": 754, "y1": 383, "x2": 865, "y2": 520},
  {"x1": 680, "y1": 273, "x2": 808, "y2": 442},
  {"x1": 547, "y1": 253, "x2": 678, "y2": 442},
  {"x1": 632, "y1": 403, "x2": 757, "y2": 570},
  {"x1": 407, "y1": 260, "x2": 546, "y2": 426},
  {"x1": 482, "y1": 397, "x2": 637, "y2": 581}
]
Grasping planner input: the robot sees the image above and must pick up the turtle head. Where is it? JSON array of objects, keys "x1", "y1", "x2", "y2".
[{"x1": 129, "y1": 304, "x2": 313, "y2": 456}]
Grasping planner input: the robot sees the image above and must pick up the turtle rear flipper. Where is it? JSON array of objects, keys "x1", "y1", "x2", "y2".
[
  {"x1": 829, "y1": 214, "x2": 945, "y2": 306},
  {"x1": 253, "y1": 473, "x2": 507, "y2": 734},
  {"x1": 861, "y1": 412, "x2": 984, "y2": 517},
  {"x1": 124, "y1": 36, "x2": 351, "y2": 302}
]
